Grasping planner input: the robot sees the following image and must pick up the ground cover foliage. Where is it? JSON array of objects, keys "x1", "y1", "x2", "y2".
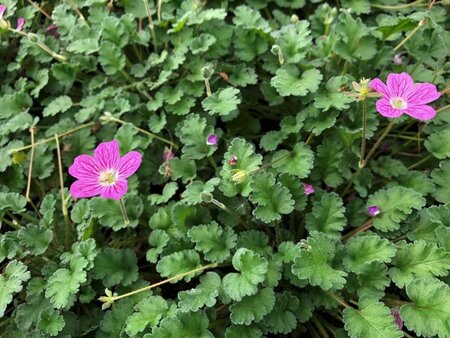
[{"x1": 0, "y1": 0, "x2": 450, "y2": 337}]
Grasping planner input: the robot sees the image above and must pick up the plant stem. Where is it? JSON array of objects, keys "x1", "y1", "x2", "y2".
[
  {"x1": 342, "y1": 219, "x2": 373, "y2": 242},
  {"x1": 9, "y1": 122, "x2": 97, "y2": 154},
  {"x1": 109, "y1": 263, "x2": 217, "y2": 302},
  {"x1": 372, "y1": 0, "x2": 425, "y2": 10},
  {"x1": 360, "y1": 118, "x2": 396, "y2": 168},
  {"x1": 102, "y1": 115, "x2": 179, "y2": 149},
  {"x1": 25, "y1": 127, "x2": 36, "y2": 202},
  {"x1": 143, "y1": 0, "x2": 158, "y2": 51},
  {"x1": 251, "y1": 151, "x2": 291, "y2": 174},
  {"x1": 119, "y1": 198, "x2": 130, "y2": 225},
  {"x1": 27, "y1": 0, "x2": 52, "y2": 19},
  {"x1": 358, "y1": 100, "x2": 367, "y2": 168},
  {"x1": 1, "y1": 217, "x2": 21, "y2": 230},
  {"x1": 55, "y1": 134, "x2": 72, "y2": 248},
  {"x1": 325, "y1": 291, "x2": 351, "y2": 308},
  {"x1": 204, "y1": 78, "x2": 212, "y2": 96},
  {"x1": 407, "y1": 154, "x2": 433, "y2": 170},
  {"x1": 394, "y1": 18, "x2": 426, "y2": 51}
]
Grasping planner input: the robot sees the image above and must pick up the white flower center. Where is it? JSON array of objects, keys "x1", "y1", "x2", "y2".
[
  {"x1": 99, "y1": 169, "x2": 119, "y2": 186},
  {"x1": 390, "y1": 97, "x2": 407, "y2": 110}
]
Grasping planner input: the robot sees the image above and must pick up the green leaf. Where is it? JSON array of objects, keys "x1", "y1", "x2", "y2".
[
  {"x1": 343, "y1": 297, "x2": 403, "y2": 338},
  {"x1": 305, "y1": 192, "x2": 346, "y2": 237},
  {"x1": 314, "y1": 77, "x2": 354, "y2": 111},
  {"x1": 250, "y1": 172, "x2": 294, "y2": 223},
  {"x1": 147, "y1": 311, "x2": 213, "y2": 338},
  {"x1": 156, "y1": 250, "x2": 201, "y2": 283},
  {"x1": 400, "y1": 278, "x2": 450, "y2": 338},
  {"x1": 230, "y1": 287, "x2": 275, "y2": 325},
  {"x1": 178, "y1": 272, "x2": 221, "y2": 312},
  {"x1": 0, "y1": 260, "x2": 30, "y2": 317},
  {"x1": 237, "y1": 230, "x2": 272, "y2": 256},
  {"x1": 42, "y1": 96, "x2": 72, "y2": 117},
  {"x1": 149, "y1": 182, "x2": 178, "y2": 205},
  {"x1": 234, "y1": 30, "x2": 268, "y2": 61},
  {"x1": 90, "y1": 195, "x2": 143, "y2": 231},
  {"x1": 115, "y1": 124, "x2": 147, "y2": 153},
  {"x1": 37, "y1": 308, "x2": 65, "y2": 336},
  {"x1": 343, "y1": 234, "x2": 396, "y2": 274},
  {"x1": 355, "y1": 262, "x2": 390, "y2": 298},
  {"x1": 45, "y1": 256, "x2": 88, "y2": 309},
  {"x1": 274, "y1": 21, "x2": 312, "y2": 64},
  {"x1": 187, "y1": 222, "x2": 237, "y2": 263},
  {"x1": 167, "y1": 157, "x2": 197, "y2": 183},
  {"x1": 223, "y1": 248, "x2": 268, "y2": 301},
  {"x1": 175, "y1": 114, "x2": 215, "y2": 159},
  {"x1": 98, "y1": 41, "x2": 126, "y2": 75},
  {"x1": 146, "y1": 229, "x2": 170, "y2": 263},
  {"x1": 125, "y1": 296, "x2": 169, "y2": 336},
  {"x1": 182, "y1": 178, "x2": 220, "y2": 205},
  {"x1": 92, "y1": 248, "x2": 139, "y2": 287},
  {"x1": 202, "y1": 87, "x2": 241, "y2": 116},
  {"x1": 265, "y1": 291, "x2": 301, "y2": 334},
  {"x1": 219, "y1": 138, "x2": 262, "y2": 197},
  {"x1": 18, "y1": 225, "x2": 53, "y2": 255},
  {"x1": 0, "y1": 192, "x2": 27, "y2": 214},
  {"x1": 425, "y1": 129, "x2": 450, "y2": 159},
  {"x1": 367, "y1": 187, "x2": 426, "y2": 232},
  {"x1": 431, "y1": 160, "x2": 450, "y2": 203},
  {"x1": 271, "y1": 66, "x2": 322, "y2": 97},
  {"x1": 389, "y1": 240, "x2": 450, "y2": 288},
  {"x1": 225, "y1": 325, "x2": 262, "y2": 338},
  {"x1": 292, "y1": 231, "x2": 347, "y2": 290},
  {"x1": 310, "y1": 138, "x2": 344, "y2": 187},
  {"x1": 271, "y1": 142, "x2": 314, "y2": 178}
]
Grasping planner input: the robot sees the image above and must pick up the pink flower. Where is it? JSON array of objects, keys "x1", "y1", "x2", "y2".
[
  {"x1": 16, "y1": 17, "x2": 24, "y2": 31},
  {"x1": 370, "y1": 72, "x2": 441, "y2": 121},
  {"x1": 0, "y1": 5, "x2": 6, "y2": 18},
  {"x1": 206, "y1": 134, "x2": 218, "y2": 146},
  {"x1": 303, "y1": 183, "x2": 315, "y2": 195},
  {"x1": 162, "y1": 147, "x2": 174, "y2": 162},
  {"x1": 367, "y1": 206, "x2": 381, "y2": 217},
  {"x1": 68, "y1": 140, "x2": 142, "y2": 200},
  {"x1": 391, "y1": 308, "x2": 403, "y2": 330}
]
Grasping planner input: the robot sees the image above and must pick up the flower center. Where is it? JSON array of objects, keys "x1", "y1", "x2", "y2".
[
  {"x1": 99, "y1": 169, "x2": 118, "y2": 186},
  {"x1": 390, "y1": 97, "x2": 407, "y2": 110}
]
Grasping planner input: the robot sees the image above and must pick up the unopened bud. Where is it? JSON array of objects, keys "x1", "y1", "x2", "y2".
[
  {"x1": 230, "y1": 169, "x2": 248, "y2": 184},
  {"x1": 290, "y1": 14, "x2": 299, "y2": 23},
  {"x1": 201, "y1": 64, "x2": 214, "y2": 80},
  {"x1": 200, "y1": 192, "x2": 213, "y2": 203}
]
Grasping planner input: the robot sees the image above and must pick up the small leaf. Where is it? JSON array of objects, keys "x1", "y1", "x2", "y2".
[
  {"x1": 42, "y1": 96, "x2": 72, "y2": 117},
  {"x1": 305, "y1": 192, "x2": 346, "y2": 237},
  {"x1": 202, "y1": 87, "x2": 241, "y2": 116},
  {"x1": 343, "y1": 297, "x2": 403, "y2": 338},
  {"x1": 271, "y1": 142, "x2": 314, "y2": 178},
  {"x1": 223, "y1": 248, "x2": 268, "y2": 301},
  {"x1": 178, "y1": 272, "x2": 221, "y2": 312},
  {"x1": 0, "y1": 260, "x2": 30, "y2": 317},
  {"x1": 271, "y1": 66, "x2": 322, "y2": 97},
  {"x1": 156, "y1": 250, "x2": 201, "y2": 283},
  {"x1": 230, "y1": 287, "x2": 275, "y2": 325}
]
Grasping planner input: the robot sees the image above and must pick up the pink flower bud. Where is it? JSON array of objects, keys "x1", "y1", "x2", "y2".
[
  {"x1": 391, "y1": 308, "x2": 403, "y2": 330},
  {"x1": 45, "y1": 24, "x2": 59, "y2": 38},
  {"x1": 206, "y1": 134, "x2": 218, "y2": 146},
  {"x1": 228, "y1": 155, "x2": 238, "y2": 166},
  {"x1": 16, "y1": 17, "x2": 25, "y2": 31},
  {"x1": 303, "y1": 183, "x2": 315, "y2": 195},
  {"x1": 162, "y1": 147, "x2": 175, "y2": 162},
  {"x1": 367, "y1": 206, "x2": 381, "y2": 217},
  {"x1": 0, "y1": 5, "x2": 6, "y2": 19},
  {"x1": 393, "y1": 54, "x2": 402, "y2": 65}
]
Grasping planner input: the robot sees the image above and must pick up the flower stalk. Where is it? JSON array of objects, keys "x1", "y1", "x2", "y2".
[
  {"x1": 118, "y1": 198, "x2": 130, "y2": 225},
  {"x1": 360, "y1": 119, "x2": 396, "y2": 168},
  {"x1": 25, "y1": 127, "x2": 36, "y2": 202},
  {"x1": 99, "y1": 263, "x2": 217, "y2": 309}
]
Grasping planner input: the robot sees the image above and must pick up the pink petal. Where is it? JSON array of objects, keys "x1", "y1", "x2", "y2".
[
  {"x1": 100, "y1": 179, "x2": 128, "y2": 200},
  {"x1": 386, "y1": 72, "x2": 414, "y2": 98},
  {"x1": 405, "y1": 104, "x2": 437, "y2": 121},
  {"x1": 370, "y1": 78, "x2": 390, "y2": 97},
  {"x1": 94, "y1": 140, "x2": 120, "y2": 170},
  {"x1": 16, "y1": 17, "x2": 25, "y2": 31},
  {"x1": 118, "y1": 151, "x2": 142, "y2": 178},
  {"x1": 68, "y1": 154, "x2": 100, "y2": 180},
  {"x1": 375, "y1": 98, "x2": 404, "y2": 118},
  {"x1": 70, "y1": 179, "x2": 102, "y2": 199},
  {"x1": 406, "y1": 83, "x2": 441, "y2": 105},
  {"x1": 0, "y1": 5, "x2": 6, "y2": 18}
]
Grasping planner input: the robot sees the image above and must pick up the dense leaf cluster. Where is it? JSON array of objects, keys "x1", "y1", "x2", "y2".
[{"x1": 0, "y1": 0, "x2": 449, "y2": 337}]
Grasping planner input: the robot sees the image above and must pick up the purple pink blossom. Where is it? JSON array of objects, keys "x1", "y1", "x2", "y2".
[
  {"x1": 303, "y1": 183, "x2": 315, "y2": 195},
  {"x1": 162, "y1": 147, "x2": 175, "y2": 162},
  {"x1": 16, "y1": 17, "x2": 24, "y2": 31},
  {"x1": 0, "y1": 5, "x2": 6, "y2": 18},
  {"x1": 367, "y1": 206, "x2": 381, "y2": 217},
  {"x1": 68, "y1": 140, "x2": 142, "y2": 200},
  {"x1": 206, "y1": 134, "x2": 218, "y2": 146},
  {"x1": 370, "y1": 72, "x2": 441, "y2": 121},
  {"x1": 391, "y1": 308, "x2": 403, "y2": 330}
]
